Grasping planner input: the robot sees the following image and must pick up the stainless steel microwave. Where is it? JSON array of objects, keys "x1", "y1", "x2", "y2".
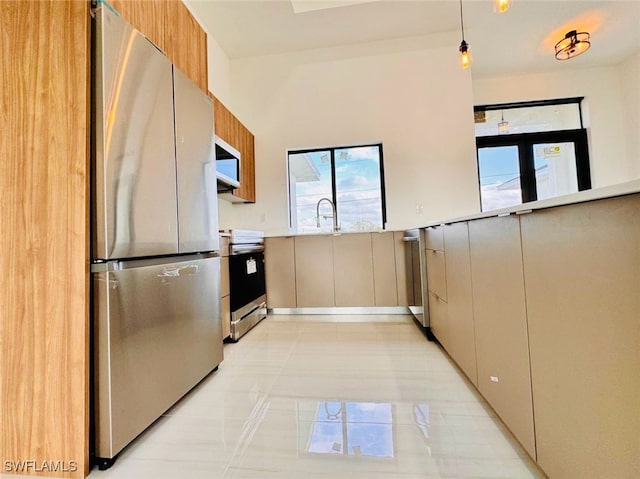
[{"x1": 215, "y1": 136, "x2": 241, "y2": 190}]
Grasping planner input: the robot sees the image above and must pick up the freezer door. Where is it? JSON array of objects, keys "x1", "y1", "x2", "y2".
[
  {"x1": 93, "y1": 256, "x2": 223, "y2": 459},
  {"x1": 94, "y1": 7, "x2": 179, "y2": 259},
  {"x1": 173, "y1": 67, "x2": 220, "y2": 253}
]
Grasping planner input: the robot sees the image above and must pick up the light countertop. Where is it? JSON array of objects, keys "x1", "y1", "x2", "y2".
[
  {"x1": 421, "y1": 179, "x2": 640, "y2": 228},
  {"x1": 264, "y1": 179, "x2": 640, "y2": 237}
]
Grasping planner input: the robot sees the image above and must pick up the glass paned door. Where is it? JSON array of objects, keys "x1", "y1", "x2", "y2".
[
  {"x1": 533, "y1": 142, "x2": 578, "y2": 201},
  {"x1": 477, "y1": 145, "x2": 522, "y2": 211}
]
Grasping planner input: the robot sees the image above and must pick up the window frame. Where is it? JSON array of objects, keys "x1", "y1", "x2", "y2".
[
  {"x1": 286, "y1": 143, "x2": 387, "y2": 233},
  {"x1": 474, "y1": 98, "x2": 591, "y2": 210}
]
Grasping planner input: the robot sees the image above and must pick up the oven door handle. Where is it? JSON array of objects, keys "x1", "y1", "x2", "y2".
[{"x1": 230, "y1": 245, "x2": 265, "y2": 255}]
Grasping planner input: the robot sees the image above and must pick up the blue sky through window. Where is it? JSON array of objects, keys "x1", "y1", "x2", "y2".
[{"x1": 290, "y1": 145, "x2": 383, "y2": 233}]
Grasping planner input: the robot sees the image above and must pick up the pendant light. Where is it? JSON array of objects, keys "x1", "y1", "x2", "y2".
[
  {"x1": 494, "y1": 0, "x2": 511, "y2": 14},
  {"x1": 498, "y1": 110, "x2": 509, "y2": 134},
  {"x1": 555, "y1": 30, "x2": 591, "y2": 60},
  {"x1": 458, "y1": 0, "x2": 471, "y2": 69}
]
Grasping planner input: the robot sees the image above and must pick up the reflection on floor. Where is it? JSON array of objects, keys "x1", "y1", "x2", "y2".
[
  {"x1": 88, "y1": 314, "x2": 546, "y2": 479},
  {"x1": 307, "y1": 401, "x2": 394, "y2": 458}
]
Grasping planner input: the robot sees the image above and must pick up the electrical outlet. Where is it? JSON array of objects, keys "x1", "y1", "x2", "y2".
[{"x1": 416, "y1": 203, "x2": 424, "y2": 214}]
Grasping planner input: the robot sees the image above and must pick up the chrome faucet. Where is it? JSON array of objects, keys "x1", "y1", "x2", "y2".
[{"x1": 316, "y1": 197, "x2": 339, "y2": 232}]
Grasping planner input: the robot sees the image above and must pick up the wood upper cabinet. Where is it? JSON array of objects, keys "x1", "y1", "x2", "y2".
[
  {"x1": 442, "y1": 222, "x2": 477, "y2": 386},
  {"x1": 109, "y1": 0, "x2": 167, "y2": 52},
  {"x1": 165, "y1": 0, "x2": 208, "y2": 93},
  {"x1": 212, "y1": 95, "x2": 256, "y2": 203},
  {"x1": 520, "y1": 196, "x2": 640, "y2": 479},
  {"x1": 333, "y1": 233, "x2": 375, "y2": 307},
  {"x1": 110, "y1": 0, "x2": 208, "y2": 93},
  {"x1": 469, "y1": 215, "x2": 536, "y2": 459}
]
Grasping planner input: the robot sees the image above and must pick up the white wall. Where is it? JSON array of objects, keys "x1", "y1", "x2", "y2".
[
  {"x1": 472, "y1": 63, "x2": 639, "y2": 189},
  {"x1": 222, "y1": 34, "x2": 480, "y2": 235},
  {"x1": 207, "y1": 35, "x2": 232, "y2": 107},
  {"x1": 618, "y1": 49, "x2": 640, "y2": 177}
]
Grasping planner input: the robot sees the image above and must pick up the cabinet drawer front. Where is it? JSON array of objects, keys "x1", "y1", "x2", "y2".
[
  {"x1": 426, "y1": 249, "x2": 447, "y2": 301},
  {"x1": 424, "y1": 226, "x2": 444, "y2": 251}
]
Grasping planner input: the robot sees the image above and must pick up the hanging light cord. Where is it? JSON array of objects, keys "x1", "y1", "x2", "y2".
[{"x1": 459, "y1": 0, "x2": 465, "y2": 40}]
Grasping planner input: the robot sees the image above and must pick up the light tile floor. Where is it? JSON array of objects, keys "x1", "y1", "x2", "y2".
[{"x1": 87, "y1": 314, "x2": 546, "y2": 479}]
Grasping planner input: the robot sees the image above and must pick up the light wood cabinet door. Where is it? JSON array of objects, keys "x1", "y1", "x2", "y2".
[
  {"x1": 109, "y1": 0, "x2": 167, "y2": 52},
  {"x1": 469, "y1": 215, "x2": 536, "y2": 458},
  {"x1": 1, "y1": 1, "x2": 90, "y2": 476},
  {"x1": 393, "y1": 231, "x2": 410, "y2": 306},
  {"x1": 333, "y1": 233, "x2": 375, "y2": 307},
  {"x1": 295, "y1": 235, "x2": 335, "y2": 307},
  {"x1": 371, "y1": 232, "x2": 398, "y2": 306},
  {"x1": 212, "y1": 96, "x2": 256, "y2": 203},
  {"x1": 443, "y1": 222, "x2": 477, "y2": 385},
  {"x1": 521, "y1": 196, "x2": 640, "y2": 479},
  {"x1": 425, "y1": 249, "x2": 447, "y2": 301},
  {"x1": 236, "y1": 125, "x2": 256, "y2": 203},
  {"x1": 265, "y1": 237, "x2": 297, "y2": 308},
  {"x1": 110, "y1": 0, "x2": 207, "y2": 93},
  {"x1": 165, "y1": 0, "x2": 208, "y2": 93}
]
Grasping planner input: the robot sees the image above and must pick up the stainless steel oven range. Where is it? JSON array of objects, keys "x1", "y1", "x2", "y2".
[{"x1": 226, "y1": 229, "x2": 267, "y2": 341}]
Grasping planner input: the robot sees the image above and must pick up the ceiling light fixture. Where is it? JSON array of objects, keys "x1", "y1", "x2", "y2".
[
  {"x1": 458, "y1": 0, "x2": 471, "y2": 69},
  {"x1": 494, "y1": 0, "x2": 511, "y2": 14},
  {"x1": 498, "y1": 110, "x2": 509, "y2": 134},
  {"x1": 554, "y1": 30, "x2": 591, "y2": 61}
]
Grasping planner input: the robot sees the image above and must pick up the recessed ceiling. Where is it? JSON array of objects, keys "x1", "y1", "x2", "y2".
[{"x1": 187, "y1": 0, "x2": 640, "y2": 76}]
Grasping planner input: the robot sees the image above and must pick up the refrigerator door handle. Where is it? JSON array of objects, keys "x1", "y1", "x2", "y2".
[{"x1": 91, "y1": 252, "x2": 219, "y2": 273}]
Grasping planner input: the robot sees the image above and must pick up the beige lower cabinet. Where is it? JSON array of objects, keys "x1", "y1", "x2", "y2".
[
  {"x1": 424, "y1": 225, "x2": 444, "y2": 251},
  {"x1": 333, "y1": 233, "x2": 375, "y2": 306},
  {"x1": 294, "y1": 235, "x2": 335, "y2": 307},
  {"x1": 520, "y1": 196, "x2": 640, "y2": 479},
  {"x1": 265, "y1": 236, "x2": 296, "y2": 307},
  {"x1": 267, "y1": 232, "x2": 403, "y2": 308},
  {"x1": 425, "y1": 249, "x2": 447, "y2": 301},
  {"x1": 371, "y1": 232, "x2": 398, "y2": 306},
  {"x1": 468, "y1": 215, "x2": 536, "y2": 459},
  {"x1": 442, "y1": 222, "x2": 477, "y2": 386},
  {"x1": 428, "y1": 291, "x2": 449, "y2": 346}
]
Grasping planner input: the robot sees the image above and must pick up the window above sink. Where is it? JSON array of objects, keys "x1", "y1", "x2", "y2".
[{"x1": 287, "y1": 143, "x2": 387, "y2": 234}]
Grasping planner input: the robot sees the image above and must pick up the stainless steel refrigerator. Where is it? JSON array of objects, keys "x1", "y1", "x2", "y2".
[{"x1": 92, "y1": 6, "x2": 223, "y2": 467}]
